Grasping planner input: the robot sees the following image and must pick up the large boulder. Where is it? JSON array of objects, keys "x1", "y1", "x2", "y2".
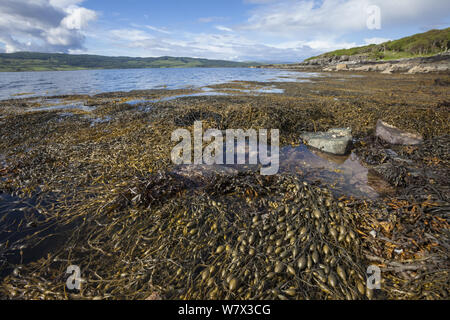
[
  {"x1": 300, "y1": 128, "x2": 352, "y2": 155},
  {"x1": 375, "y1": 120, "x2": 423, "y2": 145}
]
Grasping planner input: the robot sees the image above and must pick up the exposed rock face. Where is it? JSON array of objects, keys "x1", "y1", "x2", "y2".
[
  {"x1": 375, "y1": 120, "x2": 423, "y2": 145},
  {"x1": 300, "y1": 128, "x2": 352, "y2": 155},
  {"x1": 323, "y1": 54, "x2": 450, "y2": 73},
  {"x1": 303, "y1": 54, "x2": 367, "y2": 67},
  {"x1": 261, "y1": 52, "x2": 450, "y2": 74}
]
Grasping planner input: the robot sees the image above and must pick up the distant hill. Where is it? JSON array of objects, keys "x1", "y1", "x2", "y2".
[
  {"x1": 305, "y1": 28, "x2": 450, "y2": 62},
  {"x1": 0, "y1": 52, "x2": 260, "y2": 72}
]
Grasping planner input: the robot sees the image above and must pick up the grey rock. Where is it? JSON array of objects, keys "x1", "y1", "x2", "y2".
[
  {"x1": 375, "y1": 120, "x2": 423, "y2": 145},
  {"x1": 300, "y1": 128, "x2": 352, "y2": 155},
  {"x1": 297, "y1": 52, "x2": 450, "y2": 74}
]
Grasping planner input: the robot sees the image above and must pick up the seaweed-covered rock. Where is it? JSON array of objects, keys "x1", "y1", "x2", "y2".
[{"x1": 372, "y1": 163, "x2": 414, "y2": 187}]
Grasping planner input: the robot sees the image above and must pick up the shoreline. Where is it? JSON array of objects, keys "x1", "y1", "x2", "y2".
[{"x1": 0, "y1": 65, "x2": 258, "y2": 74}]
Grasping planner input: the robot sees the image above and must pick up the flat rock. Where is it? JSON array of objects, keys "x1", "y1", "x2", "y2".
[
  {"x1": 336, "y1": 63, "x2": 348, "y2": 71},
  {"x1": 300, "y1": 128, "x2": 352, "y2": 155},
  {"x1": 375, "y1": 120, "x2": 423, "y2": 145}
]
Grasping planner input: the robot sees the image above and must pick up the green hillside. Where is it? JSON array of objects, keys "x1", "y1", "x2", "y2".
[
  {"x1": 305, "y1": 28, "x2": 450, "y2": 61},
  {"x1": 0, "y1": 52, "x2": 259, "y2": 72}
]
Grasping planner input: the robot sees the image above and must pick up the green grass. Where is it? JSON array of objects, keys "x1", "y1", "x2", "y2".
[
  {"x1": 0, "y1": 53, "x2": 261, "y2": 72},
  {"x1": 305, "y1": 28, "x2": 450, "y2": 62},
  {"x1": 379, "y1": 51, "x2": 438, "y2": 61}
]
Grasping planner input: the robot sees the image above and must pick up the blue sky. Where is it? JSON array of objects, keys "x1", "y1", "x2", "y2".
[{"x1": 0, "y1": 0, "x2": 449, "y2": 62}]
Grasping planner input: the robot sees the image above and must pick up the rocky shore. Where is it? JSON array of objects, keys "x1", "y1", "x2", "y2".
[
  {"x1": 0, "y1": 72, "x2": 448, "y2": 300},
  {"x1": 259, "y1": 52, "x2": 450, "y2": 74}
]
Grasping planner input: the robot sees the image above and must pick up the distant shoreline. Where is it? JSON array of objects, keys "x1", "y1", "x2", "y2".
[
  {"x1": 0, "y1": 66, "x2": 257, "y2": 73},
  {"x1": 0, "y1": 52, "x2": 260, "y2": 72}
]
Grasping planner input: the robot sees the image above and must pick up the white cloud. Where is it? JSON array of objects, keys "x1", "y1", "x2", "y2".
[
  {"x1": 215, "y1": 25, "x2": 233, "y2": 32},
  {"x1": 364, "y1": 37, "x2": 390, "y2": 45},
  {"x1": 104, "y1": 27, "x2": 318, "y2": 62},
  {"x1": 110, "y1": 29, "x2": 153, "y2": 42},
  {"x1": 62, "y1": 7, "x2": 97, "y2": 30},
  {"x1": 146, "y1": 25, "x2": 172, "y2": 34},
  {"x1": 304, "y1": 40, "x2": 356, "y2": 51},
  {"x1": 242, "y1": 0, "x2": 450, "y2": 37},
  {"x1": 49, "y1": 0, "x2": 84, "y2": 8},
  {"x1": 0, "y1": 0, "x2": 97, "y2": 53}
]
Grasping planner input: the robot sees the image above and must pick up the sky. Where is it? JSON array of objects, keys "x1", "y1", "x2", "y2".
[{"x1": 0, "y1": 0, "x2": 449, "y2": 63}]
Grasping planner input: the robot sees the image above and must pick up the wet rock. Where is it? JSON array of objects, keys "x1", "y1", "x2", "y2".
[
  {"x1": 375, "y1": 120, "x2": 423, "y2": 145},
  {"x1": 300, "y1": 128, "x2": 352, "y2": 155},
  {"x1": 372, "y1": 163, "x2": 412, "y2": 187}
]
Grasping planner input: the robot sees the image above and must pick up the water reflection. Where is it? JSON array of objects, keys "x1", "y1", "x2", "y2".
[
  {"x1": 125, "y1": 85, "x2": 285, "y2": 105},
  {"x1": 0, "y1": 68, "x2": 319, "y2": 100},
  {"x1": 0, "y1": 192, "x2": 78, "y2": 279},
  {"x1": 125, "y1": 91, "x2": 231, "y2": 105},
  {"x1": 28, "y1": 103, "x2": 96, "y2": 113},
  {"x1": 280, "y1": 144, "x2": 380, "y2": 198},
  {"x1": 174, "y1": 143, "x2": 393, "y2": 199}
]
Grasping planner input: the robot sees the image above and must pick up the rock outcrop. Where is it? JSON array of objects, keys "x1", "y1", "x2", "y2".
[{"x1": 260, "y1": 52, "x2": 450, "y2": 74}]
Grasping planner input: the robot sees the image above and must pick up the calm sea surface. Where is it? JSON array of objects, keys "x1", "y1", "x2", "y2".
[{"x1": 0, "y1": 68, "x2": 319, "y2": 100}]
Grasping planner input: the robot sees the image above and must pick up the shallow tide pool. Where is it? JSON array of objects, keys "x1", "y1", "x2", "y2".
[{"x1": 174, "y1": 143, "x2": 393, "y2": 199}]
